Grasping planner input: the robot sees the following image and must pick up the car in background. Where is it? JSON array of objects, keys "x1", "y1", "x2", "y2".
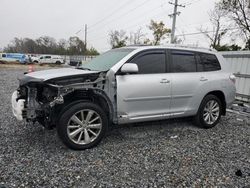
[
  {"x1": 0, "y1": 53, "x2": 29, "y2": 64},
  {"x1": 35, "y1": 55, "x2": 64, "y2": 64},
  {"x1": 26, "y1": 54, "x2": 39, "y2": 63}
]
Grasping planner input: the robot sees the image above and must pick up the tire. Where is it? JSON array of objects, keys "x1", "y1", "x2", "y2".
[
  {"x1": 55, "y1": 61, "x2": 61, "y2": 65},
  {"x1": 194, "y1": 94, "x2": 222, "y2": 129},
  {"x1": 57, "y1": 102, "x2": 108, "y2": 150}
]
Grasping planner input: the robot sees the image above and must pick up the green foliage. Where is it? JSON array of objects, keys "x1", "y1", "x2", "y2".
[
  {"x1": 244, "y1": 39, "x2": 250, "y2": 50},
  {"x1": 148, "y1": 20, "x2": 171, "y2": 45},
  {"x1": 4, "y1": 36, "x2": 99, "y2": 55},
  {"x1": 214, "y1": 44, "x2": 242, "y2": 51},
  {"x1": 85, "y1": 47, "x2": 100, "y2": 55}
]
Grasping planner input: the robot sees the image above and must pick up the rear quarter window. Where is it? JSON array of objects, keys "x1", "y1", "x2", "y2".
[{"x1": 200, "y1": 53, "x2": 221, "y2": 71}]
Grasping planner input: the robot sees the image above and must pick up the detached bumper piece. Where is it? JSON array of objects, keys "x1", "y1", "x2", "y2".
[{"x1": 11, "y1": 91, "x2": 25, "y2": 121}]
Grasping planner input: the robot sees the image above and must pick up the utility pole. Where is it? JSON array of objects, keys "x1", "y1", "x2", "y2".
[
  {"x1": 84, "y1": 24, "x2": 87, "y2": 50},
  {"x1": 169, "y1": 0, "x2": 185, "y2": 43}
]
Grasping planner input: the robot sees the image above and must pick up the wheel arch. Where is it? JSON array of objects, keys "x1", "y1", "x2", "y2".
[
  {"x1": 54, "y1": 89, "x2": 114, "y2": 124},
  {"x1": 204, "y1": 90, "x2": 226, "y2": 115}
]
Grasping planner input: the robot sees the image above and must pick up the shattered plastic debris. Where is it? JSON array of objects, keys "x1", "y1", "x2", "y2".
[{"x1": 170, "y1": 135, "x2": 178, "y2": 139}]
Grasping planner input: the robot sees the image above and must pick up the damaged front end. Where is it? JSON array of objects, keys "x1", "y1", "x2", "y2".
[{"x1": 12, "y1": 69, "x2": 113, "y2": 129}]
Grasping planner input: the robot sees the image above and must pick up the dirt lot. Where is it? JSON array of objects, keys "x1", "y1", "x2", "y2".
[{"x1": 0, "y1": 66, "x2": 249, "y2": 188}]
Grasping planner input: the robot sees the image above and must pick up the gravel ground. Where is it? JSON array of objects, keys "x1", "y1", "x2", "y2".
[{"x1": 0, "y1": 67, "x2": 250, "y2": 188}]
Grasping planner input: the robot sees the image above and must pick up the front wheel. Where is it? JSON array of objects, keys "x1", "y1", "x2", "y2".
[
  {"x1": 194, "y1": 95, "x2": 222, "y2": 128},
  {"x1": 57, "y1": 102, "x2": 108, "y2": 150}
]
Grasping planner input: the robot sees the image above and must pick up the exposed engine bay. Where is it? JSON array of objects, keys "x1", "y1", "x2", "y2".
[{"x1": 15, "y1": 68, "x2": 115, "y2": 129}]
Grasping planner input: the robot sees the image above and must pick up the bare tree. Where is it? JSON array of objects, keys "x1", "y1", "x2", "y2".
[
  {"x1": 129, "y1": 28, "x2": 145, "y2": 45},
  {"x1": 200, "y1": 4, "x2": 228, "y2": 49},
  {"x1": 109, "y1": 30, "x2": 128, "y2": 48},
  {"x1": 220, "y1": 0, "x2": 250, "y2": 48}
]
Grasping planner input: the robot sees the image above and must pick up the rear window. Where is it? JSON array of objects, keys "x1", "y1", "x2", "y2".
[
  {"x1": 171, "y1": 50, "x2": 196, "y2": 72},
  {"x1": 200, "y1": 53, "x2": 221, "y2": 71}
]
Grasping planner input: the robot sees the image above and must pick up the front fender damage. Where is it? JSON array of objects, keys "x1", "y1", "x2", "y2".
[{"x1": 20, "y1": 72, "x2": 115, "y2": 128}]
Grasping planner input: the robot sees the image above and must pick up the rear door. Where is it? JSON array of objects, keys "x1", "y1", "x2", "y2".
[
  {"x1": 116, "y1": 49, "x2": 172, "y2": 122},
  {"x1": 169, "y1": 50, "x2": 204, "y2": 115}
]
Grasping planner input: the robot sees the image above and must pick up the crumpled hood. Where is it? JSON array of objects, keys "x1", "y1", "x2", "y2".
[{"x1": 27, "y1": 68, "x2": 99, "y2": 81}]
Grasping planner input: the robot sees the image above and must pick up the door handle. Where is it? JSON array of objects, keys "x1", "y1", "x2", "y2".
[
  {"x1": 160, "y1": 79, "x2": 170, "y2": 84},
  {"x1": 200, "y1": 77, "x2": 208, "y2": 81}
]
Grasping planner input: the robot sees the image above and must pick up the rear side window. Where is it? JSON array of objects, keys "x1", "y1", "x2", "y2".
[
  {"x1": 171, "y1": 50, "x2": 196, "y2": 72},
  {"x1": 200, "y1": 53, "x2": 221, "y2": 71},
  {"x1": 130, "y1": 51, "x2": 166, "y2": 74}
]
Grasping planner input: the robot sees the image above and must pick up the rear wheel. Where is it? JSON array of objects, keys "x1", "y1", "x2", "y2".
[
  {"x1": 55, "y1": 61, "x2": 61, "y2": 65},
  {"x1": 194, "y1": 95, "x2": 222, "y2": 128},
  {"x1": 57, "y1": 102, "x2": 108, "y2": 150}
]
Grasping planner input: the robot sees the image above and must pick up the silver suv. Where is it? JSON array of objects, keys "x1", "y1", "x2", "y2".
[{"x1": 11, "y1": 46, "x2": 236, "y2": 150}]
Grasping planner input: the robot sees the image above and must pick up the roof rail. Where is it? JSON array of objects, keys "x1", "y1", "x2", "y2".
[
  {"x1": 163, "y1": 44, "x2": 217, "y2": 52},
  {"x1": 126, "y1": 44, "x2": 151, "y2": 47}
]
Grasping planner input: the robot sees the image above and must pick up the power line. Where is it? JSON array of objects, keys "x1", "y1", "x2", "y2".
[
  {"x1": 88, "y1": 0, "x2": 132, "y2": 29},
  {"x1": 182, "y1": 0, "x2": 202, "y2": 7},
  {"x1": 75, "y1": 0, "x2": 132, "y2": 35},
  {"x1": 175, "y1": 27, "x2": 240, "y2": 37},
  {"x1": 87, "y1": 0, "x2": 151, "y2": 32},
  {"x1": 87, "y1": 4, "x2": 168, "y2": 40},
  {"x1": 88, "y1": 6, "x2": 171, "y2": 42}
]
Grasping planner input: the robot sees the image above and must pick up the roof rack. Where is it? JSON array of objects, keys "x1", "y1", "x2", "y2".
[
  {"x1": 125, "y1": 44, "x2": 151, "y2": 47},
  {"x1": 163, "y1": 44, "x2": 217, "y2": 52}
]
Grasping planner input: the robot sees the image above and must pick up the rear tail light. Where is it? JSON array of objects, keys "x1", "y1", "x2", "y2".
[{"x1": 229, "y1": 74, "x2": 236, "y2": 84}]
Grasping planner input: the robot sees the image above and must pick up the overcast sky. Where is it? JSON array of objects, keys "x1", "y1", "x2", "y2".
[{"x1": 0, "y1": 0, "x2": 220, "y2": 52}]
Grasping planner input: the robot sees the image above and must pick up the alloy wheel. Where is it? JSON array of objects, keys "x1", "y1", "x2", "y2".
[
  {"x1": 203, "y1": 100, "x2": 220, "y2": 125},
  {"x1": 66, "y1": 109, "x2": 102, "y2": 145}
]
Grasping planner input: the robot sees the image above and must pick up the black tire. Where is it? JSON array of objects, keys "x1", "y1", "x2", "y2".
[
  {"x1": 194, "y1": 94, "x2": 222, "y2": 129},
  {"x1": 33, "y1": 60, "x2": 38, "y2": 63},
  {"x1": 55, "y1": 61, "x2": 61, "y2": 65},
  {"x1": 57, "y1": 102, "x2": 108, "y2": 150}
]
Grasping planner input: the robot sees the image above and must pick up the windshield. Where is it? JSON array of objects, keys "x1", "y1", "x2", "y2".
[{"x1": 80, "y1": 48, "x2": 134, "y2": 71}]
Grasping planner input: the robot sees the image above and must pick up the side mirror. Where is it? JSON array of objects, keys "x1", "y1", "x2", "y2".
[{"x1": 121, "y1": 63, "x2": 138, "y2": 74}]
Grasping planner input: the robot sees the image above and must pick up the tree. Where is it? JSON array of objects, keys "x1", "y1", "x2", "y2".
[
  {"x1": 215, "y1": 44, "x2": 242, "y2": 51},
  {"x1": 68, "y1": 36, "x2": 86, "y2": 55},
  {"x1": 219, "y1": 0, "x2": 250, "y2": 49},
  {"x1": 109, "y1": 30, "x2": 128, "y2": 48},
  {"x1": 200, "y1": 4, "x2": 228, "y2": 50},
  {"x1": 129, "y1": 28, "x2": 145, "y2": 45},
  {"x1": 86, "y1": 47, "x2": 100, "y2": 55},
  {"x1": 148, "y1": 20, "x2": 171, "y2": 45},
  {"x1": 4, "y1": 36, "x2": 99, "y2": 55}
]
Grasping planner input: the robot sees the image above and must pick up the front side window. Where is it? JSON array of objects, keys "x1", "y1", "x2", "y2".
[
  {"x1": 130, "y1": 50, "x2": 166, "y2": 74},
  {"x1": 45, "y1": 56, "x2": 51, "y2": 59},
  {"x1": 200, "y1": 53, "x2": 221, "y2": 71},
  {"x1": 2, "y1": 54, "x2": 6, "y2": 58},
  {"x1": 171, "y1": 50, "x2": 196, "y2": 72}
]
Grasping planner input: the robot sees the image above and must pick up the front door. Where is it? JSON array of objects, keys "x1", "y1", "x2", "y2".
[{"x1": 116, "y1": 50, "x2": 171, "y2": 122}]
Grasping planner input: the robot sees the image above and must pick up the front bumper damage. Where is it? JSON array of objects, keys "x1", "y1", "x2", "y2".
[
  {"x1": 11, "y1": 91, "x2": 25, "y2": 121},
  {"x1": 11, "y1": 70, "x2": 115, "y2": 127}
]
